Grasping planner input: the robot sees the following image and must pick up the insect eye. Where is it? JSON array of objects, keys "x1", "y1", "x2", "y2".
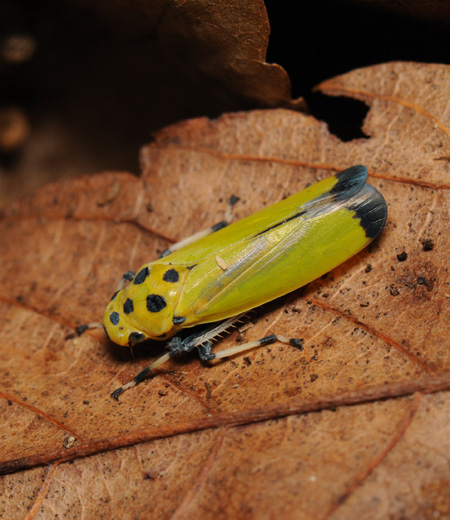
[{"x1": 128, "y1": 332, "x2": 146, "y2": 345}]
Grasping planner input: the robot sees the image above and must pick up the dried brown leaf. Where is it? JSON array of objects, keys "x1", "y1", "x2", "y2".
[{"x1": 1, "y1": 62, "x2": 450, "y2": 519}]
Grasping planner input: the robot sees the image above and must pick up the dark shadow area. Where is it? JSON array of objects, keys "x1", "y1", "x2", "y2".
[
  {"x1": 306, "y1": 93, "x2": 370, "y2": 142},
  {"x1": 1, "y1": 0, "x2": 449, "y2": 198},
  {"x1": 266, "y1": 0, "x2": 450, "y2": 140},
  {"x1": 0, "y1": 0, "x2": 248, "y2": 198}
]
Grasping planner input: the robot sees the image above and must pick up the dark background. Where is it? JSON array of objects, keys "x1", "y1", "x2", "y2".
[
  {"x1": 0, "y1": 0, "x2": 449, "y2": 200},
  {"x1": 266, "y1": 0, "x2": 450, "y2": 140}
]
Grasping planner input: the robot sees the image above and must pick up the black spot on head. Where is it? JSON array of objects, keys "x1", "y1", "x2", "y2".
[
  {"x1": 110, "y1": 291, "x2": 119, "y2": 302},
  {"x1": 147, "y1": 294, "x2": 166, "y2": 312},
  {"x1": 134, "y1": 267, "x2": 149, "y2": 285},
  {"x1": 173, "y1": 316, "x2": 186, "y2": 325},
  {"x1": 163, "y1": 268, "x2": 179, "y2": 283},
  {"x1": 123, "y1": 298, "x2": 134, "y2": 314},
  {"x1": 110, "y1": 312, "x2": 120, "y2": 326},
  {"x1": 187, "y1": 264, "x2": 197, "y2": 270}
]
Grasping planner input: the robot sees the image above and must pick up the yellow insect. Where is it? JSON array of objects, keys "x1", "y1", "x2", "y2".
[{"x1": 89, "y1": 165, "x2": 387, "y2": 399}]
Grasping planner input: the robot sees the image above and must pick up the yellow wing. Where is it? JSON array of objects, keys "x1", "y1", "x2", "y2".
[{"x1": 156, "y1": 166, "x2": 387, "y2": 326}]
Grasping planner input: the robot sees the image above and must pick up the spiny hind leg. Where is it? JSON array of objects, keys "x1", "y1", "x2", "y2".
[
  {"x1": 212, "y1": 335, "x2": 303, "y2": 360},
  {"x1": 116, "y1": 270, "x2": 135, "y2": 290},
  {"x1": 111, "y1": 315, "x2": 245, "y2": 399},
  {"x1": 110, "y1": 314, "x2": 303, "y2": 400}
]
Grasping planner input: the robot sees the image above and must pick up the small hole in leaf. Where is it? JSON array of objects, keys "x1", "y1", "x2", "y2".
[{"x1": 304, "y1": 92, "x2": 369, "y2": 142}]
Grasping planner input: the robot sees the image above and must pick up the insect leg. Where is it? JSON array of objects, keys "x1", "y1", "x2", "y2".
[
  {"x1": 160, "y1": 195, "x2": 239, "y2": 257},
  {"x1": 165, "y1": 317, "x2": 304, "y2": 362},
  {"x1": 169, "y1": 336, "x2": 215, "y2": 361},
  {"x1": 116, "y1": 270, "x2": 135, "y2": 290},
  {"x1": 111, "y1": 315, "x2": 245, "y2": 399},
  {"x1": 212, "y1": 335, "x2": 304, "y2": 359},
  {"x1": 75, "y1": 322, "x2": 103, "y2": 335},
  {"x1": 171, "y1": 313, "x2": 247, "y2": 355},
  {"x1": 197, "y1": 342, "x2": 215, "y2": 361},
  {"x1": 110, "y1": 315, "x2": 303, "y2": 400},
  {"x1": 111, "y1": 351, "x2": 173, "y2": 400},
  {"x1": 76, "y1": 270, "x2": 136, "y2": 336}
]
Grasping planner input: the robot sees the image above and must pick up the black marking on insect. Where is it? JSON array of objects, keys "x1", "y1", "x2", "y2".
[
  {"x1": 173, "y1": 316, "x2": 186, "y2": 325},
  {"x1": 134, "y1": 367, "x2": 151, "y2": 383},
  {"x1": 331, "y1": 165, "x2": 367, "y2": 200},
  {"x1": 129, "y1": 332, "x2": 146, "y2": 344},
  {"x1": 146, "y1": 294, "x2": 167, "y2": 312},
  {"x1": 211, "y1": 221, "x2": 228, "y2": 233},
  {"x1": 103, "y1": 324, "x2": 111, "y2": 341},
  {"x1": 259, "y1": 334, "x2": 278, "y2": 346},
  {"x1": 349, "y1": 186, "x2": 387, "y2": 239},
  {"x1": 187, "y1": 264, "x2": 197, "y2": 270},
  {"x1": 110, "y1": 312, "x2": 120, "y2": 326},
  {"x1": 255, "y1": 211, "x2": 307, "y2": 237},
  {"x1": 134, "y1": 267, "x2": 149, "y2": 285},
  {"x1": 123, "y1": 270, "x2": 135, "y2": 282},
  {"x1": 123, "y1": 298, "x2": 134, "y2": 315},
  {"x1": 163, "y1": 268, "x2": 179, "y2": 283},
  {"x1": 110, "y1": 291, "x2": 119, "y2": 302}
]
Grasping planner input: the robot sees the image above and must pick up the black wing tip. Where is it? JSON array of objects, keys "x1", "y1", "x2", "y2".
[
  {"x1": 352, "y1": 185, "x2": 388, "y2": 240},
  {"x1": 331, "y1": 165, "x2": 368, "y2": 200},
  {"x1": 338, "y1": 165, "x2": 367, "y2": 177},
  {"x1": 332, "y1": 166, "x2": 387, "y2": 240}
]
